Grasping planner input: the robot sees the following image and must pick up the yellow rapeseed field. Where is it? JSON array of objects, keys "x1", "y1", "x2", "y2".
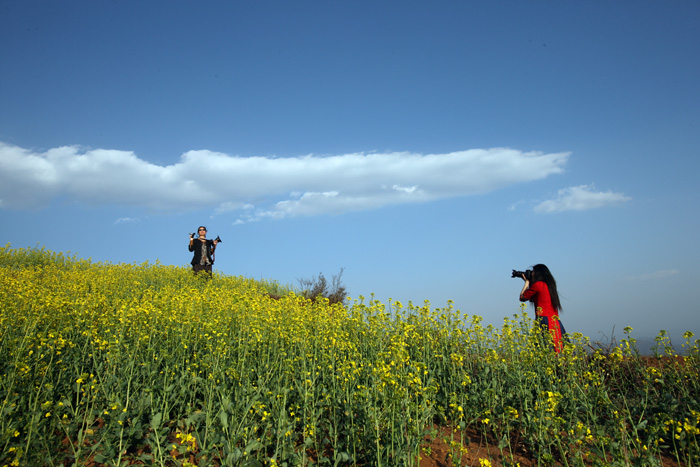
[{"x1": 1, "y1": 245, "x2": 698, "y2": 466}]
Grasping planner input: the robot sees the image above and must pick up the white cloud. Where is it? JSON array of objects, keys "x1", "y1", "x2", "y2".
[
  {"x1": 0, "y1": 142, "x2": 570, "y2": 220},
  {"x1": 534, "y1": 184, "x2": 631, "y2": 214},
  {"x1": 508, "y1": 199, "x2": 526, "y2": 211},
  {"x1": 114, "y1": 217, "x2": 140, "y2": 224}
]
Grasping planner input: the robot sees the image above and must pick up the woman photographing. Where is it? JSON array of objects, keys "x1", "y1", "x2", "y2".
[{"x1": 518, "y1": 264, "x2": 567, "y2": 352}]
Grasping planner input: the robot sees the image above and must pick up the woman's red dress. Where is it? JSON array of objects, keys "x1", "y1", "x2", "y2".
[{"x1": 521, "y1": 281, "x2": 565, "y2": 352}]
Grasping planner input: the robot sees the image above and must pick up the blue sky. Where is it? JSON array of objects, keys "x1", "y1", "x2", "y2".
[{"x1": 2, "y1": 0, "x2": 699, "y2": 347}]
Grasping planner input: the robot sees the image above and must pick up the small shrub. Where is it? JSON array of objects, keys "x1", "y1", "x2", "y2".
[
  {"x1": 298, "y1": 268, "x2": 347, "y2": 306},
  {"x1": 259, "y1": 278, "x2": 295, "y2": 300}
]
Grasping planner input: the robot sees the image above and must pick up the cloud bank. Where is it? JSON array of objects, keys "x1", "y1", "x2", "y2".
[
  {"x1": 0, "y1": 142, "x2": 571, "y2": 220},
  {"x1": 534, "y1": 184, "x2": 631, "y2": 214}
]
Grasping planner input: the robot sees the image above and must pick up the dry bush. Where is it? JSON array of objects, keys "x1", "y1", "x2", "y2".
[{"x1": 298, "y1": 268, "x2": 347, "y2": 306}]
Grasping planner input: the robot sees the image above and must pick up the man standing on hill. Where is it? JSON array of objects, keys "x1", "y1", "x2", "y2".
[{"x1": 188, "y1": 226, "x2": 218, "y2": 276}]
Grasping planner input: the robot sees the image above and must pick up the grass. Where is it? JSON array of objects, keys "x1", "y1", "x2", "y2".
[{"x1": 0, "y1": 244, "x2": 698, "y2": 467}]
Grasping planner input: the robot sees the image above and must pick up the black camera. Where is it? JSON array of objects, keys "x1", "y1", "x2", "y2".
[
  {"x1": 511, "y1": 269, "x2": 532, "y2": 281},
  {"x1": 189, "y1": 233, "x2": 221, "y2": 243}
]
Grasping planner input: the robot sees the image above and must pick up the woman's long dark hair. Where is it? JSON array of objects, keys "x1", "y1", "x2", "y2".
[{"x1": 531, "y1": 264, "x2": 562, "y2": 311}]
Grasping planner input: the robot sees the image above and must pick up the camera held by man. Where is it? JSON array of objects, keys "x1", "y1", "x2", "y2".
[{"x1": 190, "y1": 233, "x2": 222, "y2": 242}]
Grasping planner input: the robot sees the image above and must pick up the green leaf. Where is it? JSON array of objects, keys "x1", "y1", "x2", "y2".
[
  {"x1": 498, "y1": 433, "x2": 510, "y2": 449},
  {"x1": 93, "y1": 453, "x2": 109, "y2": 463},
  {"x1": 244, "y1": 439, "x2": 264, "y2": 453},
  {"x1": 150, "y1": 412, "x2": 162, "y2": 430},
  {"x1": 219, "y1": 410, "x2": 229, "y2": 429}
]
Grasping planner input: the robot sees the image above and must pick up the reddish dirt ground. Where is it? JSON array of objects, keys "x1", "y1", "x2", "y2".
[
  {"x1": 417, "y1": 424, "x2": 683, "y2": 467},
  {"x1": 418, "y1": 425, "x2": 535, "y2": 467}
]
